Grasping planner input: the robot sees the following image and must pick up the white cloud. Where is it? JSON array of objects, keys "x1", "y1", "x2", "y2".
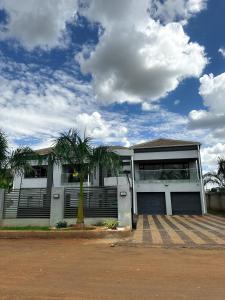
[
  {"x1": 150, "y1": 0, "x2": 207, "y2": 24},
  {"x1": 77, "y1": 0, "x2": 207, "y2": 106},
  {"x1": 0, "y1": 56, "x2": 129, "y2": 147},
  {"x1": 218, "y1": 47, "x2": 225, "y2": 58},
  {"x1": 0, "y1": 0, "x2": 78, "y2": 50},
  {"x1": 174, "y1": 99, "x2": 180, "y2": 105},
  {"x1": 188, "y1": 72, "x2": 225, "y2": 137},
  {"x1": 201, "y1": 143, "x2": 225, "y2": 172}
]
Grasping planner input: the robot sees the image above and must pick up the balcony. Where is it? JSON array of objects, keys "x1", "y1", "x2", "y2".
[
  {"x1": 135, "y1": 168, "x2": 199, "y2": 183},
  {"x1": 61, "y1": 173, "x2": 88, "y2": 186}
]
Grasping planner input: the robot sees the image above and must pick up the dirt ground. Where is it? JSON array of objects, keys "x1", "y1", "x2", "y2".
[{"x1": 0, "y1": 239, "x2": 225, "y2": 300}]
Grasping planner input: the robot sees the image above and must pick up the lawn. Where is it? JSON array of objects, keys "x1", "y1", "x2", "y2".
[{"x1": 0, "y1": 226, "x2": 50, "y2": 231}]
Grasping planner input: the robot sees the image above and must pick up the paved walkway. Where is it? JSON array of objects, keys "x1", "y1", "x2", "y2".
[{"x1": 132, "y1": 214, "x2": 225, "y2": 247}]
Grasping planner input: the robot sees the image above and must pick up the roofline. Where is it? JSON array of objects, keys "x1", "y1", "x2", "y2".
[{"x1": 131, "y1": 143, "x2": 201, "y2": 149}]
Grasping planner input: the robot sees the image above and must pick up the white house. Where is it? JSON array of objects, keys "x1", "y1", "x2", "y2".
[{"x1": 13, "y1": 138, "x2": 206, "y2": 216}]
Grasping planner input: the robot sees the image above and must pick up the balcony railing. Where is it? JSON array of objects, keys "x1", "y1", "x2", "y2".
[{"x1": 135, "y1": 168, "x2": 199, "y2": 182}]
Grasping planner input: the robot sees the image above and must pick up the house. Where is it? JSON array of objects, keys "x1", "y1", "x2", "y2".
[{"x1": 13, "y1": 138, "x2": 206, "y2": 216}]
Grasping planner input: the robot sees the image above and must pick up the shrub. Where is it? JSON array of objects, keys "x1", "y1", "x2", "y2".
[
  {"x1": 104, "y1": 220, "x2": 119, "y2": 230},
  {"x1": 56, "y1": 221, "x2": 67, "y2": 229}
]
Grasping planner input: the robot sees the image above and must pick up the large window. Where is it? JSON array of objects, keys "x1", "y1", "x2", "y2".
[
  {"x1": 24, "y1": 166, "x2": 48, "y2": 178},
  {"x1": 62, "y1": 164, "x2": 88, "y2": 183}
]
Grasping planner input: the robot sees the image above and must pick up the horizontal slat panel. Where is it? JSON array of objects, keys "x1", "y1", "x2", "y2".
[
  {"x1": 64, "y1": 187, "x2": 118, "y2": 218},
  {"x1": 4, "y1": 188, "x2": 51, "y2": 219}
]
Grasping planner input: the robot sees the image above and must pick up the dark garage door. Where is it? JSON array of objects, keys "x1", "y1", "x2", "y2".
[
  {"x1": 137, "y1": 192, "x2": 166, "y2": 215},
  {"x1": 171, "y1": 192, "x2": 202, "y2": 215}
]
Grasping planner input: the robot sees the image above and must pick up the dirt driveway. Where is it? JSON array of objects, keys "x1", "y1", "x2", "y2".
[{"x1": 0, "y1": 239, "x2": 225, "y2": 300}]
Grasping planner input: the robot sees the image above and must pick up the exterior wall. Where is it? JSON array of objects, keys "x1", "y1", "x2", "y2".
[
  {"x1": 117, "y1": 184, "x2": 132, "y2": 228},
  {"x1": 133, "y1": 150, "x2": 198, "y2": 161},
  {"x1": 13, "y1": 176, "x2": 47, "y2": 189},
  {"x1": 64, "y1": 218, "x2": 116, "y2": 226},
  {"x1": 206, "y1": 192, "x2": 225, "y2": 212},
  {"x1": 53, "y1": 164, "x2": 62, "y2": 187},
  {"x1": 134, "y1": 181, "x2": 203, "y2": 215},
  {"x1": 2, "y1": 218, "x2": 50, "y2": 226},
  {"x1": 104, "y1": 176, "x2": 128, "y2": 186}
]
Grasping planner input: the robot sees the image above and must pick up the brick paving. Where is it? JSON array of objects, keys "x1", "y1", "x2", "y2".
[{"x1": 132, "y1": 214, "x2": 225, "y2": 247}]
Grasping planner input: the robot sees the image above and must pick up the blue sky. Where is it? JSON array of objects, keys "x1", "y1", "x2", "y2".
[{"x1": 0, "y1": 0, "x2": 225, "y2": 171}]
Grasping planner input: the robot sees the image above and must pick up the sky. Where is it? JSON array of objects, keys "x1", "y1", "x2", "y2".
[{"x1": 0, "y1": 0, "x2": 225, "y2": 172}]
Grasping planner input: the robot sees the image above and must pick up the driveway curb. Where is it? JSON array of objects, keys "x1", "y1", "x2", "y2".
[{"x1": 0, "y1": 229, "x2": 131, "y2": 239}]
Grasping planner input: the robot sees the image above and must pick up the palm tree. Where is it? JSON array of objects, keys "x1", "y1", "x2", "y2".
[
  {"x1": 54, "y1": 129, "x2": 121, "y2": 225},
  {"x1": 0, "y1": 129, "x2": 35, "y2": 190},
  {"x1": 203, "y1": 157, "x2": 225, "y2": 191}
]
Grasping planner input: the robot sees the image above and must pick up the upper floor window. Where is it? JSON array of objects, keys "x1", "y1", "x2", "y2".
[{"x1": 24, "y1": 166, "x2": 48, "y2": 178}]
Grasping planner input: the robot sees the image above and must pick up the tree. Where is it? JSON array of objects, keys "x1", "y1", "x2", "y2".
[
  {"x1": 54, "y1": 129, "x2": 121, "y2": 225},
  {"x1": 0, "y1": 129, "x2": 35, "y2": 189},
  {"x1": 203, "y1": 157, "x2": 225, "y2": 191}
]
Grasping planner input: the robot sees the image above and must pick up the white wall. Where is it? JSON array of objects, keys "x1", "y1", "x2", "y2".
[
  {"x1": 13, "y1": 176, "x2": 47, "y2": 189},
  {"x1": 133, "y1": 150, "x2": 198, "y2": 161},
  {"x1": 134, "y1": 181, "x2": 203, "y2": 215}
]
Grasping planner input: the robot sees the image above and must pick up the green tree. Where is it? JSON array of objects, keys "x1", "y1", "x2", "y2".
[
  {"x1": 203, "y1": 157, "x2": 225, "y2": 191},
  {"x1": 0, "y1": 130, "x2": 35, "y2": 189},
  {"x1": 54, "y1": 129, "x2": 121, "y2": 225}
]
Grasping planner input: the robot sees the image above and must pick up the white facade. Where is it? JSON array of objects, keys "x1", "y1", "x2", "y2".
[{"x1": 12, "y1": 140, "x2": 206, "y2": 216}]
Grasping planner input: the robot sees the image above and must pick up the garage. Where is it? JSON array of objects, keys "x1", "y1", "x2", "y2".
[
  {"x1": 137, "y1": 192, "x2": 166, "y2": 215},
  {"x1": 171, "y1": 192, "x2": 202, "y2": 215}
]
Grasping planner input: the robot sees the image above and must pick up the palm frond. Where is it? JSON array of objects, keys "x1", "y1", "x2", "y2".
[{"x1": 0, "y1": 129, "x2": 8, "y2": 166}]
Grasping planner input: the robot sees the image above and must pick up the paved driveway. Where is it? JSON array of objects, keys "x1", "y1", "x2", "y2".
[{"x1": 133, "y1": 214, "x2": 225, "y2": 247}]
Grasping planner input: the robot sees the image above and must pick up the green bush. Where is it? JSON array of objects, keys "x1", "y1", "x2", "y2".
[
  {"x1": 104, "y1": 220, "x2": 119, "y2": 230},
  {"x1": 56, "y1": 221, "x2": 67, "y2": 229}
]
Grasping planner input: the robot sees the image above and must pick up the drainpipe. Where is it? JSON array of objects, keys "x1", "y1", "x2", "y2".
[
  {"x1": 197, "y1": 145, "x2": 206, "y2": 214},
  {"x1": 131, "y1": 155, "x2": 136, "y2": 220}
]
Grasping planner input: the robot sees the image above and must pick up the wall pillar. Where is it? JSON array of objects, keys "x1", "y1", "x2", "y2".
[
  {"x1": 117, "y1": 185, "x2": 132, "y2": 228},
  {"x1": 165, "y1": 188, "x2": 172, "y2": 215},
  {"x1": 0, "y1": 189, "x2": 4, "y2": 225},
  {"x1": 50, "y1": 187, "x2": 64, "y2": 227}
]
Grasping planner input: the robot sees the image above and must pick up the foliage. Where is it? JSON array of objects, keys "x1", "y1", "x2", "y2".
[
  {"x1": 204, "y1": 157, "x2": 225, "y2": 191},
  {"x1": 104, "y1": 220, "x2": 119, "y2": 230},
  {"x1": 0, "y1": 226, "x2": 50, "y2": 231},
  {"x1": 56, "y1": 221, "x2": 68, "y2": 229},
  {"x1": 53, "y1": 129, "x2": 121, "y2": 224},
  {"x1": 0, "y1": 129, "x2": 37, "y2": 189}
]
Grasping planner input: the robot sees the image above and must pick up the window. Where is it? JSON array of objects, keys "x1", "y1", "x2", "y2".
[
  {"x1": 62, "y1": 164, "x2": 88, "y2": 183},
  {"x1": 24, "y1": 166, "x2": 48, "y2": 178}
]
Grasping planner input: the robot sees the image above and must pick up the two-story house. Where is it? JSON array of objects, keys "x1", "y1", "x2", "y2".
[{"x1": 13, "y1": 138, "x2": 206, "y2": 216}]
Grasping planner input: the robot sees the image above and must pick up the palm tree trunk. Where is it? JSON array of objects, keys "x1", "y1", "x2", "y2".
[{"x1": 77, "y1": 176, "x2": 84, "y2": 224}]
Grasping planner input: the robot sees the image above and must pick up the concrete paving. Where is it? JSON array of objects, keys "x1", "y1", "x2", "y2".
[{"x1": 132, "y1": 214, "x2": 225, "y2": 247}]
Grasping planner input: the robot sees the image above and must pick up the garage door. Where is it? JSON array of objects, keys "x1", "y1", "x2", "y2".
[
  {"x1": 137, "y1": 192, "x2": 166, "y2": 215},
  {"x1": 171, "y1": 192, "x2": 202, "y2": 215}
]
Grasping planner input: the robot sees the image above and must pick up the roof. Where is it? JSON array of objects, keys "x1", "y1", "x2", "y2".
[
  {"x1": 34, "y1": 147, "x2": 53, "y2": 155},
  {"x1": 108, "y1": 145, "x2": 129, "y2": 150},
  {"x1": 131, "y1": 138, "x2": 200, "y2": 149}
]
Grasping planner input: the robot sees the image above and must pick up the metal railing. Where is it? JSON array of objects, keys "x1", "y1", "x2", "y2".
[
  {"x1": 135, "y1": 168, "x2": 199, "y2": 182},
  {"x1": 3, "y1": 188, "x2": 51, "y2": 219},
  {"x1": 64, "y1": 186, "x2": 118, "y2": 218}
]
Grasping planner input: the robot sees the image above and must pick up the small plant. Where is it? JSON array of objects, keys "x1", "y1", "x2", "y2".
[
  {"x1": 104, "y1": 220, "x2": 119, "y2": 230},
  {"x1": 56, "y1": 221, "x2": 67, "y2": 229}
]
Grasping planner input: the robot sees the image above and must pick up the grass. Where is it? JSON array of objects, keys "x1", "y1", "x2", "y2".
[
  {"x1": 208, "y1": 209, "x2": 225, "y2": 218},
  {"x1": 0, "y1": 226, "x2": 50, "y2": 231}
]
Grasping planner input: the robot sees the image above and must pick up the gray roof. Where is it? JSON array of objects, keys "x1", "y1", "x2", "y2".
[
  {"x1": 34, "y1": 147, "x2": 53, "y2": 155},
  {"x1": 131, "y1": 138, "x2": 200, "y2": 149}
]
